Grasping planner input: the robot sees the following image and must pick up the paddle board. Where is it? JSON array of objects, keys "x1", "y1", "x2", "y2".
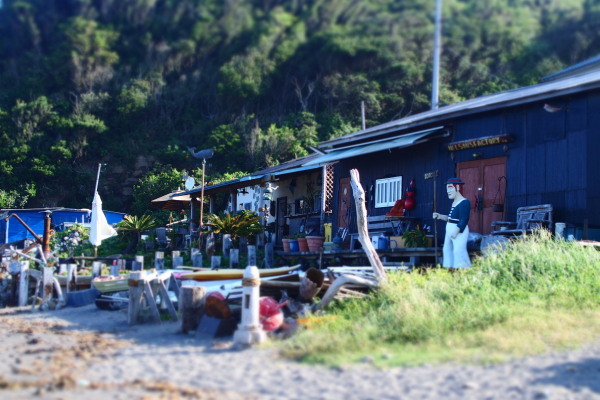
[{"x1": 179, "y1": 265, "x2": 300, "y2": 281}]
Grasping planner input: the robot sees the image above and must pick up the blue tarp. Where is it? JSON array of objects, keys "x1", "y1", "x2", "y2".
[{"x1": 0, "y1": 208, "x2": 125, "y2": 244}]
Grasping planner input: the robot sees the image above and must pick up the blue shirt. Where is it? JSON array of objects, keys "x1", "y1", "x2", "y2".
[{"x1": 448, "y1": 199, "x2": 471, "y2": 233}]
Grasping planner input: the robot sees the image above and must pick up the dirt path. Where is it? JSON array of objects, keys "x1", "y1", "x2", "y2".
[{"x1": 1, "y1": 305, "x2": 599, "y2": 399}]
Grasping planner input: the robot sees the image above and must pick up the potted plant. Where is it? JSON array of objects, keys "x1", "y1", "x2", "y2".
[
  {"x1": 295, "y1": 233, "x2": 309, "y2": 252},
  {"x1": 117, "y1": 215, "x2": 158, "y2": 254},
  {"x1": 282, "y1": 236, "x2": 291, "y2": 252},
  {"x1": 306, "y1": 235, "x2": 325, "y2": 252},
  {"x1": 205, "y1": 210, "x2": 265, "y2": 249},
  {"x1": 402, "y1": 228, "x2": 428, "y2": 248}
]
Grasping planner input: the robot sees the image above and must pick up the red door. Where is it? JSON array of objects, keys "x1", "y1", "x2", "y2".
[
  {"x1": 457, "y1": 157, "x2": 506, "y2": 235},
  {"x1": 337, "y1": 177, "x2": 352, "y2": 231}
]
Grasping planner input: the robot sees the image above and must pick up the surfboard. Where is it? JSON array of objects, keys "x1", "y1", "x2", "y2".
[{"x1": 178, "y1": 264, "x2": 300, "y2": 281}]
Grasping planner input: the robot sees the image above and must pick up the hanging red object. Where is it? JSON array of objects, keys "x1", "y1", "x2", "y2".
[
  {"x1": 404, "y1": 196, "x2": 415, "y2": 210},
  {"x1": 404, "y1": 178, "x2": 416, "y2": 210}
]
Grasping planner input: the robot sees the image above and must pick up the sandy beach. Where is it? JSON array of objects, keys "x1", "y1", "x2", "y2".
[{"x1": 1, "y1": 304, "x2": 599, "y2": 400}]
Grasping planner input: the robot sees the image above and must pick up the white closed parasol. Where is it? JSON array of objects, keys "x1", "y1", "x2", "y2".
[{"x1": 89, "y1": 191, "x2": 117, "y2": 255}]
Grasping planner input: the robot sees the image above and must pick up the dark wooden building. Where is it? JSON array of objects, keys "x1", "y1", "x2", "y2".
[{"x1": 306, "y1": 65, "x2": 600, "y2": 242}]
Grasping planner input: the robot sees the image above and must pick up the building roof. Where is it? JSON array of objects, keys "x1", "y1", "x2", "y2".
[{"x1": 179, "y1": 153, "x2": 322, "y2": 197}]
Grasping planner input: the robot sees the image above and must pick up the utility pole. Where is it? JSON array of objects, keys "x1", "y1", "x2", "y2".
[{"x1": 431, "y1": 0, "x2": 443, "y2": 110}]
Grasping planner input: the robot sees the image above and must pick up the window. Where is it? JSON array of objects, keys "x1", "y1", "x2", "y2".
[{"x1": 375, "y1": 176, "x2": 403, "y2": 208}]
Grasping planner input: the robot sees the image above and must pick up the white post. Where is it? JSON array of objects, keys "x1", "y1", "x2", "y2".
[
  {"x1": 233, "y1": 265, "x2": 267, "y2": 347},
  {"x1": 18, "y1": 261, "x2": 29, "y2": 306}
]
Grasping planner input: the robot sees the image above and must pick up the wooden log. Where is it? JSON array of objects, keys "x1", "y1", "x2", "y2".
[
  {"x1": 143, "y1": 280, "x2": 161, "y2": 323},
  {"x1": 259, "y1": 280, "x2": 301, "y2": 289},
  {"x1": 179, "y1": 286, "x2": 206, "y2": 333},
  {"x1": 349, "y1": 169, "x2": 387, "y2": 282},
  {"x1": 313, "y1": 274, "x2": 379, "y2": 312},
  {"x1": 128, "y1": 271, "x2": 145, "y2": 325},
  {"x1": 299, "y1": 267, "x2": 324, "y2": 302}
]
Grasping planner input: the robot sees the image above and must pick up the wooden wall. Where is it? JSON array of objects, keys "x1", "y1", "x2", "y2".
[{"x1": 330, "y1": 88, "x2": 600, "y2": 238}]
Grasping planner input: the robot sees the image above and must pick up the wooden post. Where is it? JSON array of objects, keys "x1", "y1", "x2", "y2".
[
  {"x1": 110, "y1": 260, "x2": 120, "y2": 277},
  {"x1": 206, "y1": 233, "x2": 215, "y2": 257},
  {"x1": 128, "y1": 271, "x2": 144, "y2": 325},
  {"x1": 264, "y1": 242, "x2": 274, "y2": 269},
  {"x1": 349, "y1": 169, "x2": 387, "y2": 282},
  {"x1": 67, "y1": 263, "x2": 78, "y2": 293},
  {"x1": 247, "y1": 245, "x2": 256, "y2": 267},
  {"x1": 222, "y1": 234, "x2": 232, "y2": 257},
  {"x1": 42, "y1": 266, "x2": 54, "y2": 305},
  {"x1": 154, "y1": 251, "x2": 165, "y2": 269},
  {"x1": 229, "y1": 248, "x2": 239, "y2": 269},
  {"x1": 92, "y1": 261, "x2": 102, "y2": 278},
  {"x1": 179, "y1": 285, "x2": 206, "y2": 333},
  {"x1": 135, "y1": 255, "x2": 145, "y2": 270},
  {"x1": 18, "y1": 261, "x2": 29, "y2": 307},
  {"x1": 192, "y1": 252, "x2": 203, "y2": 268},
  {"x1": 172, "y1": 256, "x2": 184, "y2": 268},
  {"x1": 211, "y1": 256, "x2": 221, "y2": 270}
]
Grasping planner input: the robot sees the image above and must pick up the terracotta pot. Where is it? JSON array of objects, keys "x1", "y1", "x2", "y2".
[
  {"x1": 297, "y1": 237, "x2": 309, "y2": 252},
  {"x1": 306, "y1": 236, "x2": 325, "y2": 252},
  {"x1": 282, "y1": 238, "x2": 290, "y2": 252}
]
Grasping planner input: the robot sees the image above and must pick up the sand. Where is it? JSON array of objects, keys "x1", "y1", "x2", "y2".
[{"x1": 1, "y1": 304, "x2": 599, "y2": 400}]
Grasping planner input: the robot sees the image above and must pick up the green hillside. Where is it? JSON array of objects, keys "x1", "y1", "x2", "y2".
[{"x1": 0, "y1": 0, "x2": 598, "y2": 212}]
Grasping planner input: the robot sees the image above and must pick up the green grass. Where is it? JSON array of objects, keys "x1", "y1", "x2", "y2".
[{"x1": 277, "y1": 230, "x2": 600, "y2": 367}]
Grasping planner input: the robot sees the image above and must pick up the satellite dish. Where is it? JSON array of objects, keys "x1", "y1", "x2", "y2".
[{"x1": 184, "y1": 177, "x2": 195, "y2": 190}]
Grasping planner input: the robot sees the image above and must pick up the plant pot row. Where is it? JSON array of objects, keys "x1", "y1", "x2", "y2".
[{"x1": 282, "y1": 236, "x2": 325, "y2": 252}]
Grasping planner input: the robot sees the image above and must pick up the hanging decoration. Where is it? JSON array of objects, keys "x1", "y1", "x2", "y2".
[{"x1": 404, "y1": 178, "x2": 416, "y2": 210}]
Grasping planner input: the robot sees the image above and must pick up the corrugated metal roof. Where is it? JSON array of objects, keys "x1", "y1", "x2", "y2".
[
  {"x1": 319, "y1": 68, "x2": 600, "y2": 149},
  {"x1": 178, "y1": 153, "x2": 323, "y2": 197},
  {"x1": 304, "y1": 127, "x2": 445, "y2": 166}
]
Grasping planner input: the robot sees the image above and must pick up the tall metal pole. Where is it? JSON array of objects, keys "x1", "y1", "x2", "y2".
[
  {"x1": 431, "y1": 0, "x2": 443, "y2": 110},
  {"x1": 94, "y1": 163, "x2": 102, "y2": 195},
  {"x1": 198, "y1": 158, "x2": 206, "y2": 250}
]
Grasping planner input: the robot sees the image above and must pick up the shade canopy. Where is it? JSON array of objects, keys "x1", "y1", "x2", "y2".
[
  {"x1": 89, "y1": 192, "x2": 118, "y2": 247},
  {"x1": 150, "y1": 190, "x2": 192, "y2": 210}
]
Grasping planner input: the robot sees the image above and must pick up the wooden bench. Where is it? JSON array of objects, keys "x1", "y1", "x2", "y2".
[
  {"x1": 348, "y1": 215, "x2": 418, "y2": 250},
  {"x1": 491, "y1": 204, "x2": 553, "y2": 236}
]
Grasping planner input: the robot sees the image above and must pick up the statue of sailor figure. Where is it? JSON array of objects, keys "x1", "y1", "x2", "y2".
[{"x1": 432, "y1": 177, "x2": 472, "y2": 269}]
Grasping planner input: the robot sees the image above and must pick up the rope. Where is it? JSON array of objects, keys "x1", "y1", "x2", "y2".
[{"x1": 242, "y1": 277, "x2": 260, "y2": 287}]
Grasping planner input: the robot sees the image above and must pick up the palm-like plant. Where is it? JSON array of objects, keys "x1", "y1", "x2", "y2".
[
  {"x1": 204, "y1": 210, "x2": 264, "y2": 247},
  {"x1": 118, "y1": 214, "x2": 158, "y2": 253}
]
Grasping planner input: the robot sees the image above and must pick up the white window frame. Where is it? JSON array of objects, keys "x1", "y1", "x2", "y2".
[{"x1": 375, "y1": 176, "x2": 403, "y2": 208}]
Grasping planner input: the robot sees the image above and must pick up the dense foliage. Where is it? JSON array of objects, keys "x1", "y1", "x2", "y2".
[
  {"x1": 280, "y1": 231, "x2": 600, "y2": 366},
  {"x1": 0, "y1": 0, "x2": 598, "y2": 211}
]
